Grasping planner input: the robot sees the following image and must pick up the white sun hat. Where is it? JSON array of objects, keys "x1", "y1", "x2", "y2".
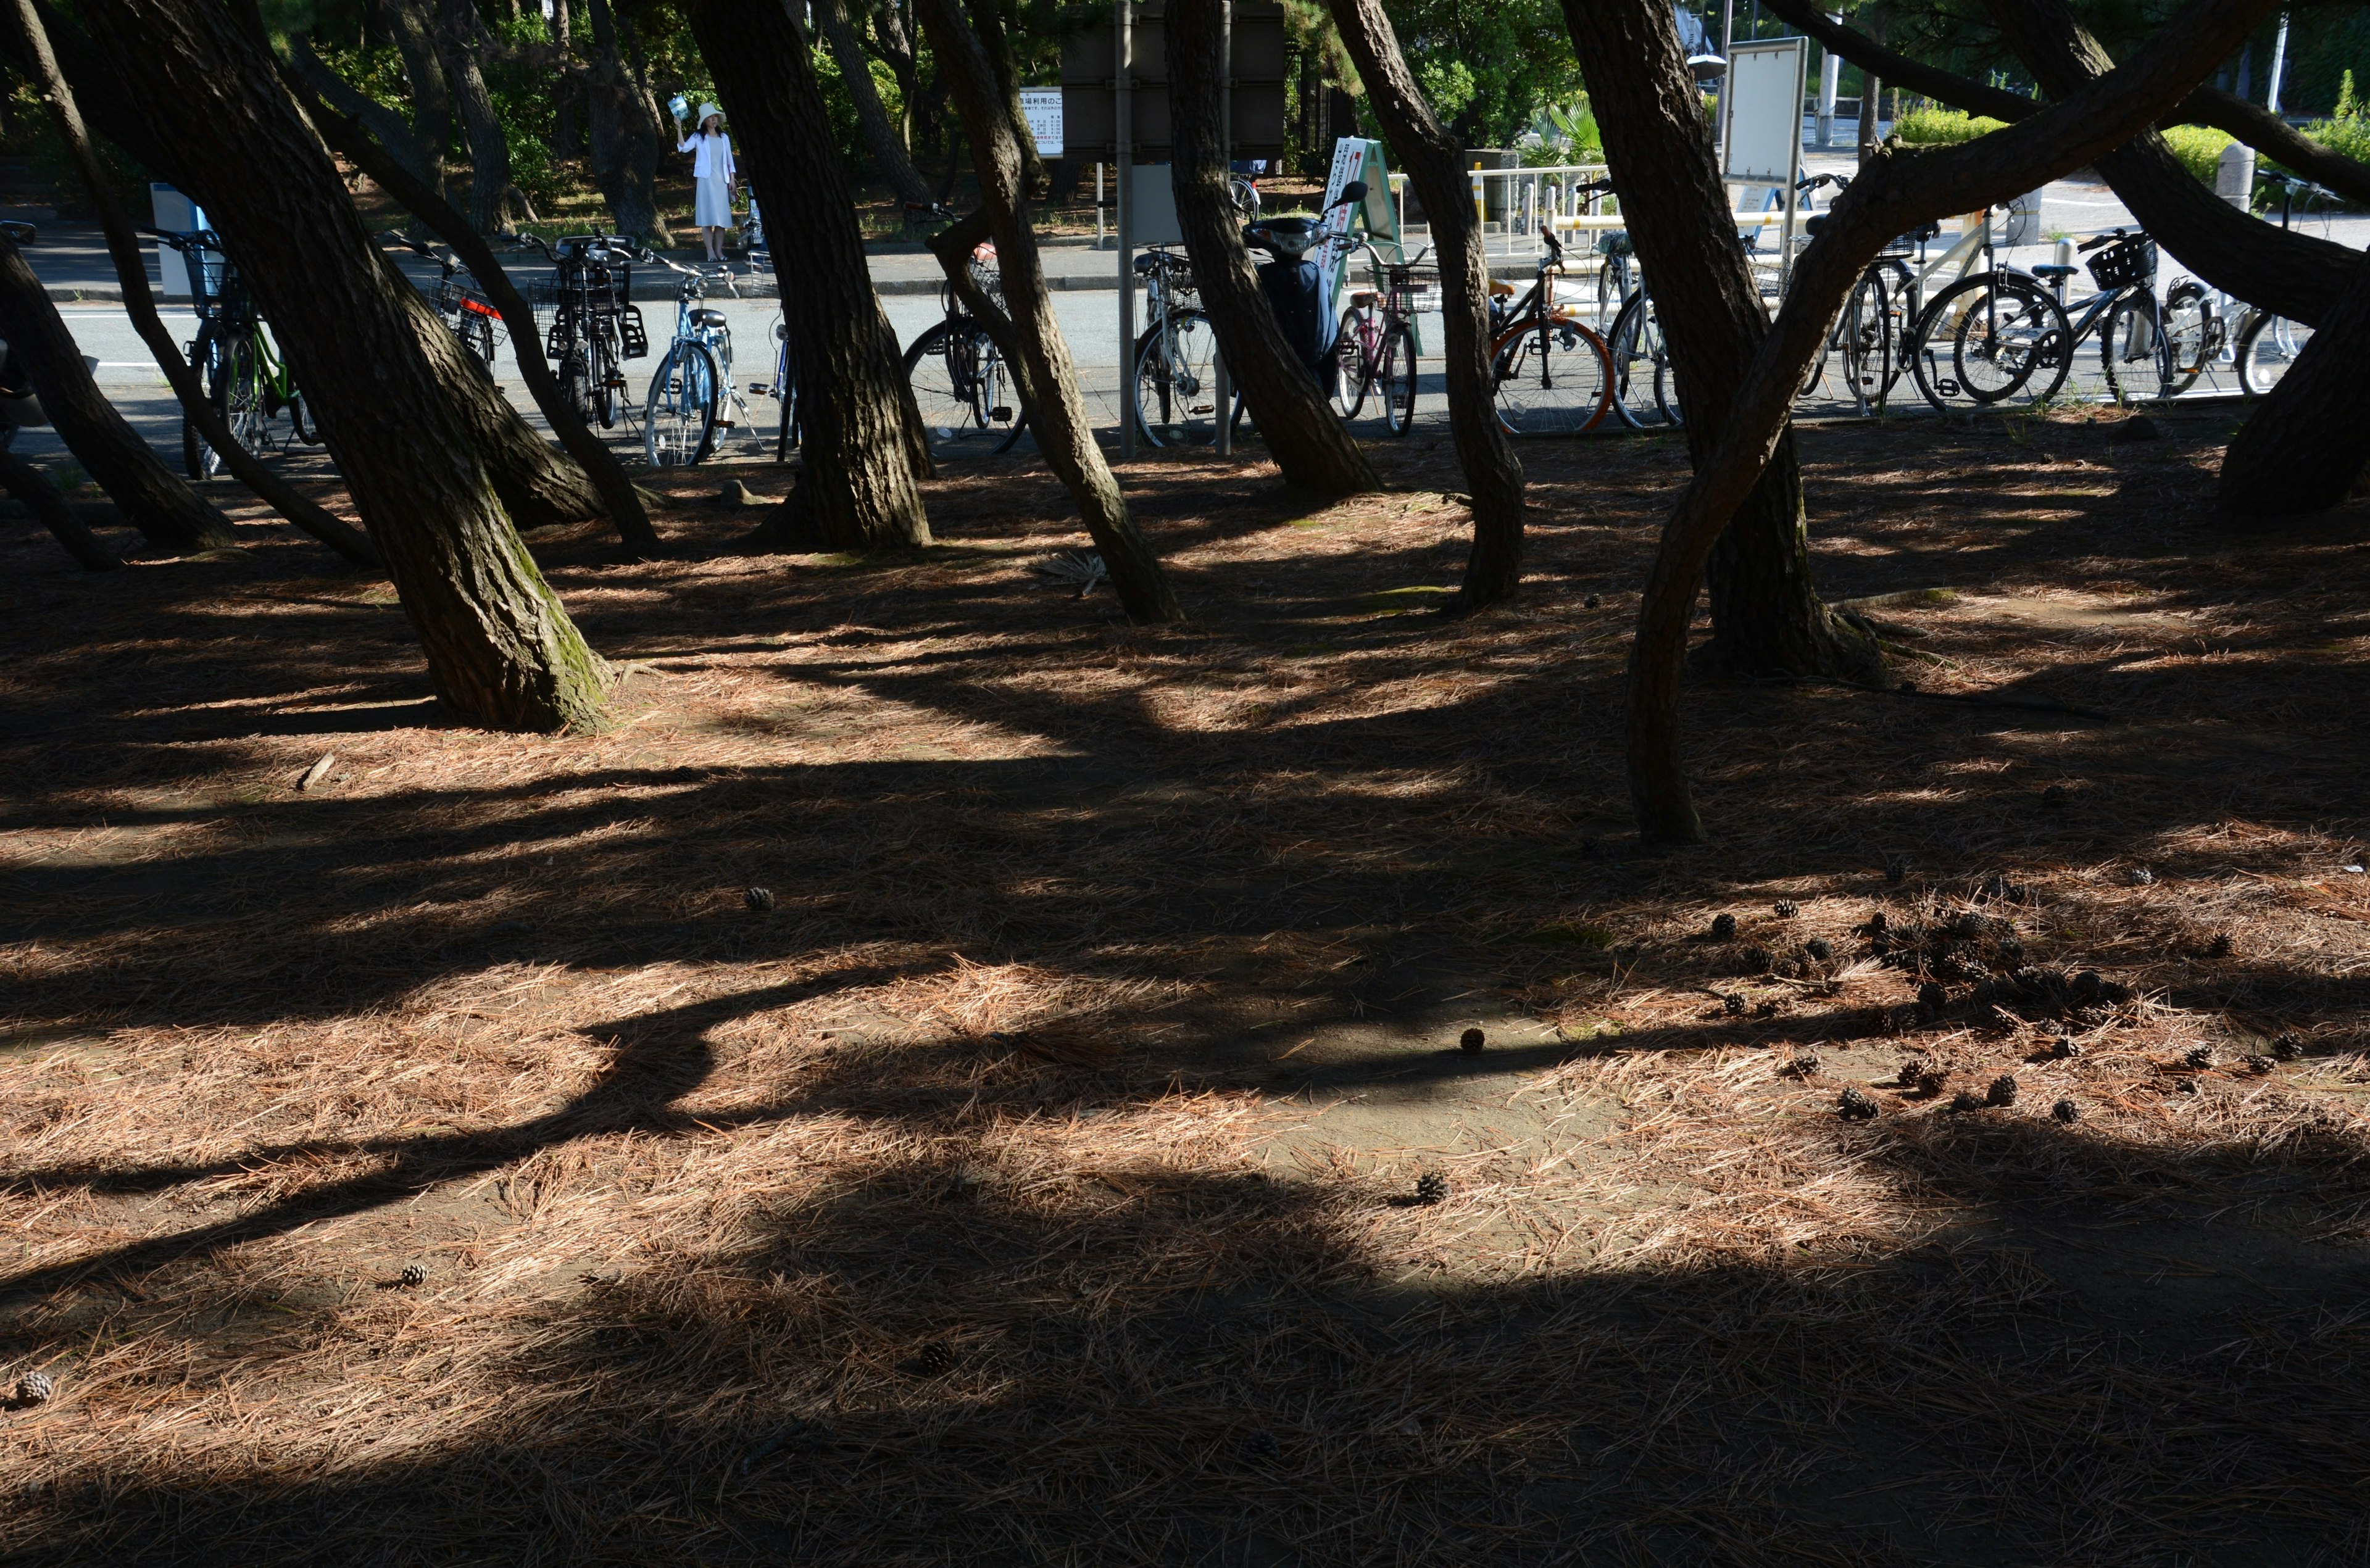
[{"x1": 699, "y1": 102, "x2": 724, "y2": 125}]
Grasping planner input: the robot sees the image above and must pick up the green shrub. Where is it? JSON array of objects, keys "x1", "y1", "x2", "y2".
[
  {"x1": 1892, "y1": 105, "x2": 2008, "y2": 145},
  {"x1": 2159, "y1": 123, "x2": 2236, "y2": 184}
]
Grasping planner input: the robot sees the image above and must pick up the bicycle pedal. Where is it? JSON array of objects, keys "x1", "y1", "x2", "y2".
[{"x1": 991, "y1": 407, "x2": 1013, "y2": 421}]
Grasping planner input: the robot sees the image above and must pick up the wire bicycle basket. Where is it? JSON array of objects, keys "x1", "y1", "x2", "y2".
[
  {"x1": 436, "y1": 275, "x2": 510, "y2": 349},
  {"x1": 1384, "y1": 263, "x2": 1439, "y2": 315},
  {"x1": 2087, "y1": 236, "x2": 2157, "y2": 291}
]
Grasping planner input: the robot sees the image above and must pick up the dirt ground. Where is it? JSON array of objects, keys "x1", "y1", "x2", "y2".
[{"x1": 4, "y1": 412, "x2": 2369, "y2": 1565}]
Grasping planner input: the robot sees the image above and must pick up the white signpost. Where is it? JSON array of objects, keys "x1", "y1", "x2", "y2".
[{"x1": 1720, "y1": 37, "x2": 1807, "y2": 292}]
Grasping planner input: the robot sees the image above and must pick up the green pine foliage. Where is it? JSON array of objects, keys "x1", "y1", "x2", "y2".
[{"x1": 1890, "y1": 105, "x2": 2008, "y2": 145}]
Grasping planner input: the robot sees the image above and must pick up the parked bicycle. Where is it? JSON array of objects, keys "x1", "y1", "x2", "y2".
[
  {"x1": 1923, "y1": 227, "x2": 2166, "y2": 407},
  {"x1": 902, "y1": 215, "x2": 1029, "y2": 455},
  {"x1": 2164, "y1": 172, "x2": 2333, "y2": 397},
  {"x1": 1332, "y1": 240, "x2": 1431, "y2": 434},
  {"x1": 639, "y1": 250, "x2": 747, "y2": 467},
  {"x1": 1487, "y1": 223, "x2": 1613, "y2": 436},
  {"x1": 143, "y1": 226, "x2": 323, "y2": 479},
  {"x1": 380, "y1": 230, "x2": 505, "y2": 373},
  {"x1": 514, "y1": 232, "x2": 646, "y2": 428},
  {"x1": 1131, "y1": 244, "x2": 1224, "y2": 447}
]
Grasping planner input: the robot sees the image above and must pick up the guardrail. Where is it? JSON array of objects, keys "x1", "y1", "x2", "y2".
[{"x1": 1465, "y1": 162, "x2": 1613, "y2": 258}]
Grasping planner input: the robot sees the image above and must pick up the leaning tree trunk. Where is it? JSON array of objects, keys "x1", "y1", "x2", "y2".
[
  {"x1": 288, "y1": 35, "x2": 433, "y2": 193},
  {"x1": 1564, "y1": 0, "x2": 1881, "y2": 682},
  {"x1": 963, "y1": 0, "x2": 1045, "y2": 199},
  {"x1": 1603, "y1": 0, "x2": 2273, "y2": 842},
  {"x1": 684, "y1": 0, "x2": 932, "y2": 552},
  {"x1": 0, "y1": 233, "x2": 239, "y2": 552},
  {"x1": 75, "y1": 0, "x2": 609, "y2": 731},
  {"x1": 814, "y1": 0, "x2": 934, "y2": 209},
  {"x1": 2219, "y1": 242, "x2": 2370, "y2": 516},
  {"x1": 435, "y1": 0, "x2": 523, "y2": 233},
  {"x1": 0, "y1": 445, "x2": 117, "y2": 570},
  {"x1": 382, "y1": 0, "x2": 451, "y2": 203},
  {"x1": 1324, "y1": 0, "x2": 1526, "y2": 610},
  {"x1": 1168, "y1": 0, "x2": 1379, "y2": 500},
  {"x1": 914, "y1": 0, "x2": 1183, "y2": 623},
  {"x1": 584, "y1": 0, "x2": 670, "y2": 246}
]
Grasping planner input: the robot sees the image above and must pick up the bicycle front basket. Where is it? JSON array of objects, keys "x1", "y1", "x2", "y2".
[
  {"x1": 2087, "y1": 236, "x2": 2156, "y2": 291},
  {"x1": 1386, "y1": 263, "x2": 1439, "y2": 313},
  {"x1": 966, "y1": 256, "x2": 1007, "y2": 313}
]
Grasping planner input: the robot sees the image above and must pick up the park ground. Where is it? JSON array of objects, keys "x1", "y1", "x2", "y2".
[{"x1": 4, "y1": 411, "x2": 2370, "y2": 1564}]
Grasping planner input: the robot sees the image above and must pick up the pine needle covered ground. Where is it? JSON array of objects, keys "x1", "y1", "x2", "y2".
[{"x1": 4, "y1": 411, "x2": 2368, "y2": 1565}]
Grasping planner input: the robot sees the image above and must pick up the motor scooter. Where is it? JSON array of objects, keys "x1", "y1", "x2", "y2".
[{"x1": 1239, "y1": 180, "x2": 1367, "y2": 385}]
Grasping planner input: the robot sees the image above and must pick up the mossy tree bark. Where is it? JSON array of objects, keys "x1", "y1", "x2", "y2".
[
  {"x1": 1323, "y1": 0, "x2": 1527, "y2": 610},
  {"x1": 78, "y1": 0, "x2": 610, "y2": 730},
  {"x1": 1563, "y1": 0, "x2": 1882, "y2": 683},
  {"x1": 0, "y1": 232, "x2": 239, "y2": 553},
  {"x1": 913, "y1": 0, "x2": 1184, "y2": 623},
  {"x1": 1168, "y1": 0, "x2": 1379, "y2": 501},
  {"x1": 683, "y1": 0, "x2": 933, "y2": 552}
]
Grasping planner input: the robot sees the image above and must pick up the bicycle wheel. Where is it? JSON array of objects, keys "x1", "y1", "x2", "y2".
[
  {"x1": 1330, "y1": 306, "x2": 1374, "y2": 420},
  {"x1": 557, "y1": 349, "x2": 594, "y2": 425},
  {"x1": 1490, "y1": 313, "x2": 1613, "y2": 436},
  {"x1": 2099, "y1": 292, "x2": 2169, "y2": 403},
  {"x1": 643, "y1": 340, "x2": 720, "y2": 467},
  {"x1": 1837, "y1": 269, "x2": 1895, "y2": 406},
  {"x1": 591, "y1": 322, "x2": 620, "y2": 428},
  {"x1": 2159, "y1": 281, "x2": 2213, "y2": 396},
  {"x1": 1134, "y1": 309, "x2": 1225, "y2": 447},
  {"x1": 1605, "y1": 291, "x2": 1677, "y2": 429},
  {"x1": 2236, "y1": 312, "x2": 2312, "y2": 397},
  {"x1": 1940, "y1": 276, "x2": 2071, "y2": 405},
  {"x1": 181, "y1": 320, "x2": 227, "y2": 479},
  {"x1": 201, "y1": 331, "x2": 275, "y2": 479},
  {"x1": 1379, "y1": 323, "x2": 1418, "y2": 436},
  {"x1": 454, "y1": 311, "x2": 496, "y2": 377}
]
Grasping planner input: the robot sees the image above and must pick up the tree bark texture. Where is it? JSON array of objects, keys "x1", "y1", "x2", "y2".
[
  {"x1": 11, "y1": 0, "x2": 380, "y2": 567},
  {"x1": 924, "y1": 205, "x2": 1040, "y2": 415},
  {"x1": 963, "y1": 0, "x2": 1045, "y2": 199},
  {"x1": 584, "y1": 0, "x2": 670, "y2": 247},
  {"x1": 1323, "y1": 0, "x2": 1526, "y2": 610},
  {"x1": 1168, "y1": 0, "x2": 1378, "y2": 500},
  {"x1": 814, "y1": 0, "x2": 934, "y2": 209},
  {"x1": 284, "y1": 62, "x2": 660, "y2": 554},
  {"x1": 381, "y1": 0, "x2": 451, "y2": 203},
  {"x1": 288, "y1": 33, "x2": 433, "y2": 194},
  {"x1": 78, "y1": 0, "x2": 610, "y2": 731},
  {"x1": 434, "y1": 0, "x2": 526, "y2": 233},
  {"x1": 915, "y1": 0, "x2": 1182, "y2": 623},
  {"x1": 0, "y1": 443, "x2": 117, "y2": 570},
  {"x1": 2218, "y1": 242, "x2": 2370, "y2": 516},
  {"x1": 1608, "y1": 0, "x2": 2275, "y2": 842},
  {"x1": 685, "y1": 0, "x2": 932, "y2": 552},
  {"x1": 0, "y1": 233, "x2": 238, "y2": 551},
  {"x1": 1565, "y1": 0, "x2": 1879, "y2": 683}
]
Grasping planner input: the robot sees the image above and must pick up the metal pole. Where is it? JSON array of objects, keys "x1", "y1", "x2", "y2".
[
  {"x1": 1117, "y1": 0, "x2": 1135, "y2": 461},
  {"x1": 1716, "y1": 0, "x2": 1736, "y2": 159},
  {"x1": 1816, "y1": 12, "x2": 1840, "y2": 147},
  {"x1": 2266, "y1": 11, "x2": 2291, "y2": 115},
  {"x1": 1215, "y1": 0, "x2": 1233, "y2": 457}
]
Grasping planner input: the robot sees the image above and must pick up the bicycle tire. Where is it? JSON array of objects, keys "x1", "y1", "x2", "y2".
[
  {"x1": 1331, "y1": 305, "x2": 1374, "y2": 420},
  {"x1": 1133, "y1": 309, "x2": 1226, "y2": 448},
  {"x1": 2235, "y1": 311, "x2": 2312, "y2": 397},
  {"x1": 1379, "y1": 323, "x2": 1418, "y2": 436},
  {"x1": 455, "y1": 312, "x2": 496, "y2": 377},
  {"x1": 592, "y1": 323, "x2": 620, "y2": 429},
  {"x1": 644, "y1": 339, "x2": 720, "y2": 467},
  {"x1": 2159, "y1": 281, "x2": 2214, "y2": 396},
  {"x1": 1838, "y1": 269, "x2": 1895, "y2": 407},
  {"x1": 1605, "y1": 291, "x2": 1676, "y2": 429},
  {"x1": 209, "y1": 331, "x2": 273, "y2": 478},
  {"x1": 1489, "y1": 312, "x2": 1613, "y2": 436},
  {"x1": 1931, "y1": 274, "x2": 2069, "y2": 407},
  {"x1": 904, "y1": 319, "x2": 1017, "y2": 450},
  {"x1": 2098, "y1": 292, "x2": 2168, "y2": 403},
  {"x1": 557, "y1": 349, "x2": 594, "y2": 425},
  {"x1": 181, "y1": 320, "x2": 225, "y2": 479}
]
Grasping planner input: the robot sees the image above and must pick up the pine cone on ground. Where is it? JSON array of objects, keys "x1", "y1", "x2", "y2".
[
  {"x1": 2127, "y1": 866, "x2": 2155, "y2": 886},
  {"x1": 912, "y1": 1342, "x2": 955, "y2": 1377},
  {"x1": 2271, "y1": 1033, "x2": 2305, "y2": 1061},
  {"x1": 2243, "y1": 1054, "x2": 2275, "y2": 1073},
  {"x1": 1837, "y1": 1088, "x2": 1878, "y2": 1121},
  {"x1": 1458, "y1": 1028, "x2": 1485, "y2": 1055},
  {"x1": 399, "y1": 1265, "x2": 426, "y2": 1287},
  {"x1": 1773, "y1": 899, "x2": 1800, "y2": 919},
  {"x1": 2183, "y1": 1045, "x2": 2216, "y2": 1070},
  {"x1": 1722, "y1": 993, "x2": 1745, "y2": 1017},
  {"x1": 2052, "y1": 1098, "x2": 2081, "y2": 1123},
  {"x1": 2048, "y1": 1032, "x2": 2082, "y2": 1061},
  {"x1": 1413, "y1": 1171, "x2": 1449, "y2": 1205},
  {"x1": 1917, "y1": 981, "x2": 1950, "y2": 1016},
  {"x1": 1898, "y1": 1058, "x2": 1945, "y2": 1097},
  {"x1": 1710, "y1": 913, "x2": 1738, "y2": 940},
  {"x1": 1805, "y1": 937, "x2": 1834, "y2": 963},
  {"x1": 2041, "y1": 784, "x2": 2071, "y2": 807},
  {"x1": 15, "y1": 1370, "x2": 54, "y2": 1404},
  {"x1": 744, "y1": 886, "x2": 775, "y2": 913},
  {"x1": 1783, "y1": 1055, "x2": 1820, "y2": 1079},
  {"x1": 1884, "y1": 855, "x2": 1911, "y2": 885},
  {"x1": 1985, "y1": 1074, "x2": 2018, "y2": 1107},
  {"x1": 2205, "y1": 931, "x2": 2234, "y2": 959},
  {"x1": 1950, "y1": 1090, "x2": 1984, "y2": 1113}
]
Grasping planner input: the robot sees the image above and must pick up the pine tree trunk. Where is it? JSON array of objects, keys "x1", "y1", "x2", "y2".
[
  {"x1": 963, "y1": 0, "x2": 1045, "y2": 200},
  {"x1": 1323, "y1": 0, "x2": 1526, "y2": 609},
  {"x1": 584, "y1": 0, "x2": 669, "y2": 247},
  {"x1": 2219, "y1": 243, "x2": 2370, "y2": 516},
  {"x1": 0, "y1": 231, "x2": 239, "y2": 552},
  {"x1": 1563, "y1": 0, "x2": 1881, "y2": 682},
  {"x1": 813, "y1": 0, "x2": 934, "y2": 209},
  {"x1": 0, "y1": 443, "x2": 117, "y2": 570},
  {"x1": 913, "y1": 0, "x2": 1183, "y2": 623},
  {"x1": 1169, "y1": 0, "x2": 1379, "y2": 500},
  {"x1": 683, "y1": 0, "x2": 932, "y2": 552},
  {"x1": 434, "y1": 0, "x2": 522, "y2": 233},
  {"x1": 383, "y1": 0, "x2": 451, "y2": 204},
  {"x1": 78, "y1": 0, "x2": 610, "y2": 731},
  {"x1": 288, "y1": 35, "x2": 431, "y2": 194}
]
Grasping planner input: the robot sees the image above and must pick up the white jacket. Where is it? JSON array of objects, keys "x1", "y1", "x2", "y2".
[{"x1": 678, "y1": 132, "x2": 735, "y2": 181}]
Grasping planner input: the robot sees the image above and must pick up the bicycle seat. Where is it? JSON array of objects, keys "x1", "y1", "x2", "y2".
[
  {"x1": 691, "y1": 308, "x2": 728, "y2": 329},
  {"x1": 1489, "y1": 279, "x2": 1517, "y2": 297},
  {"x1": 2032, "y1": 263, "x2": 2077, "y2": 280},
  {"x1": 1596, "y1": 230, "x2": 1631, "y2": 256},
  {"x1": 1349, "y1": 289, "x2": 1380, "y2": 306},
  {"x1": 1133, "y1": 252, "x2": 1163, "y2": 273}
]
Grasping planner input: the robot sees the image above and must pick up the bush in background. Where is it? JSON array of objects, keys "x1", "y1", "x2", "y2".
[{"x1": 1892, "y1": 105, "x2": 2009, "y2": 145}]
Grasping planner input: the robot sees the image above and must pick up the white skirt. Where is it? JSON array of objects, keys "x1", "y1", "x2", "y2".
[{"x1": 695, "y1": 173, "x2": 733, "y2": 230}]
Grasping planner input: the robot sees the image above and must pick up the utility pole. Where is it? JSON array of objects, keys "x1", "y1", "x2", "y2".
[{"x1": 1116, "y1": 0, "x2": 1134, "y2": 460}]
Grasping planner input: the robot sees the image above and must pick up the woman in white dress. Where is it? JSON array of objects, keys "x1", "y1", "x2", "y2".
[{"x1": 676, "y1": 102, "x2": 736, "y2": 262}]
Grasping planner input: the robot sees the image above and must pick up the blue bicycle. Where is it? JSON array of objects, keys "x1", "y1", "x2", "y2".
[{"x1": 641, "y1": 251, "x2": 746, "y2": 467}]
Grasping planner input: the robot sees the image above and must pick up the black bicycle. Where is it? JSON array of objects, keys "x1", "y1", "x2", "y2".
[
  {"x1": 515, "y1": 233, "x2": 647, "y2": 428},
  {"x1": 381, "y1": 230, "x2": 505, "y2": 373},
  {"x1": 143, "y1": 226, "x2": 323, "y2": 478},
  {"x1": 901, "y1": 207, "x2": 1028, "y2": 455}
]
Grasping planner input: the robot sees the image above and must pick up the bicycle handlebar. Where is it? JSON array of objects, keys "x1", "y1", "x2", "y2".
[
  {"x1": 2075, "y1": 226, "x2": 2137, "y2": 252},
  {"x1": 138, "y1": 225, "x2": 223, "y2": 254}
]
